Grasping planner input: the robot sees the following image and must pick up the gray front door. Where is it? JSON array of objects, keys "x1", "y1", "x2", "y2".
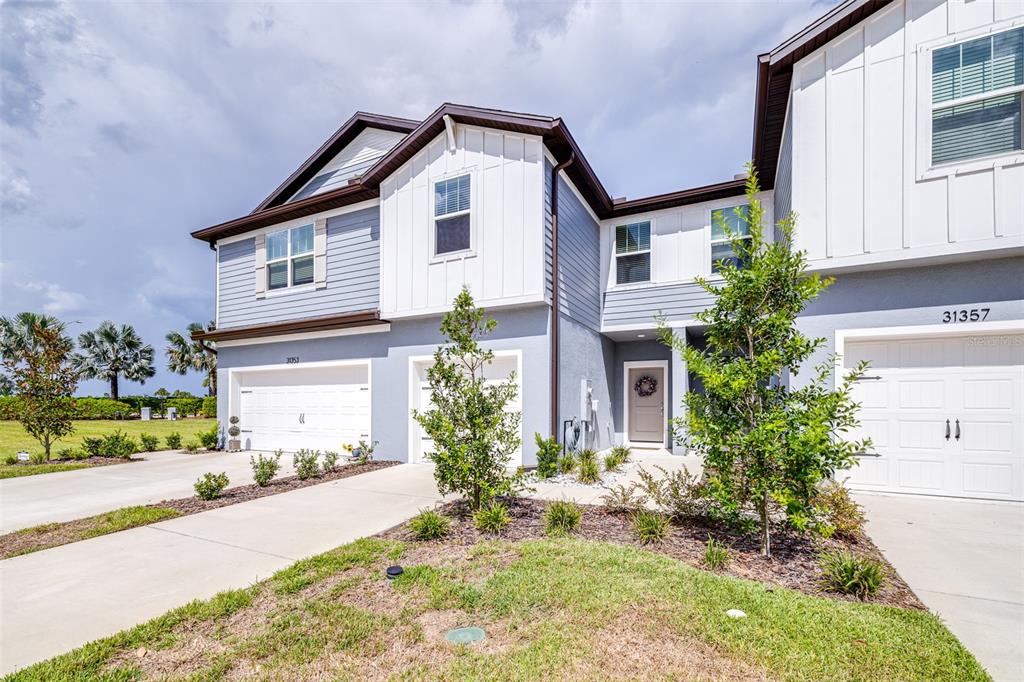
[{"x1": 628, "y1": 367, "x2": 665, "y2": 444}]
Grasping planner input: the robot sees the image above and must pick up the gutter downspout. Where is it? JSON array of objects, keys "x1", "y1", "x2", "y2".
[{"x1": 549, "y1": 151, "x2": 575, "y2": 439}]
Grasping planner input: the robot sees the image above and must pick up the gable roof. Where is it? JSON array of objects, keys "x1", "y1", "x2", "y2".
[{"x1": 193, "y1": 0, "x2": 896, "y2": 244}]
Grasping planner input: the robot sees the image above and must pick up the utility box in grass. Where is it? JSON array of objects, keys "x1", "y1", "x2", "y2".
[
  {"x1": 141, "y1": 407, "x2": 151, "y2": 421},
  {"x1": 168, "y1": 407, "x2": 178, "y2": 421}
]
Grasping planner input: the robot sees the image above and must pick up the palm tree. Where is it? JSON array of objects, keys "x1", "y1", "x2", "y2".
[
  {"x1": 73, "y1": 321, "x2": 155, "y2": 400},
  {"x1": 0, "y1": 312, "x2": 68, "y2": 360},
  {"x1": 165, "y1": 322, "x2": 217, "y2": 396}
]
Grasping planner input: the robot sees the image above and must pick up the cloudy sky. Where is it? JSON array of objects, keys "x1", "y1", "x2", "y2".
[{"x1": 1, "y1": 0, "x2": 831, "y2": 396}]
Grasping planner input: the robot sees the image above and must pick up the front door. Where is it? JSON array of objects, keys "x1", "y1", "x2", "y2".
[{"x1": 628, "y1": 366, "x2": 665, "y2": 444}]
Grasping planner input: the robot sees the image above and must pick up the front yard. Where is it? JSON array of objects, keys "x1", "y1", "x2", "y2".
[
  {"x1": 0, "y1": 419, "x2": 217, "y2": 478},
  {"x1": 6, "y1": 493, "x2": 983, "y2": 679},
  {"x1": 10, "y1": 532, "x2": 986, "y2": 681}
]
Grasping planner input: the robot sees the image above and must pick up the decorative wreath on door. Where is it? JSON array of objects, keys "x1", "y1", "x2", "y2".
[{"x1": 633, "y1": 375, "x2": 658, "y2": 397}]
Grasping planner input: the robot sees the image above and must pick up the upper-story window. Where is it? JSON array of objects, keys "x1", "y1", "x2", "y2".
[
  {"x1": 266, "y1": 224, "x2": 314, "y2": 290},
  {"x1": 931, "y1": 27, "x2": 1023, "y2": 166},
  {"x1": 710, "y1": 204, "x2": 751, "y2": 273},
  {"x1": 615, "y1": 221, "x2": 651, "y2": 285},
  {"x1": 434, "y1": 174, "x2": 471, "y2": 256}
]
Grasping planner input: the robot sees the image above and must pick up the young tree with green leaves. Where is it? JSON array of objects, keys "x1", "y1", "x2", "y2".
[
  {"x1": 2, "y1": 323, "x2": 79, "y2": 458},
  {"x1": 413, "y1": 288, "x2": 524, "y2": 510},
  {"x1": 657, "y1": 164, "x2": 870, "y2": 557},
  {"x1": 73, "y1": 321, "x2": 155, "y2": 401}
]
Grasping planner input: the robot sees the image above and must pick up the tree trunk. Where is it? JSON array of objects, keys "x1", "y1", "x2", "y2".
[
  {"x1": 43, "y1": 433, "x2": 51, "y2": 459},
  {"x1": 208, "y1": 369, "x2": 217, "y2": 397},
  {"x1": 110, "y1": 375, "x2": 119, "y2": 401},
  {"x1": 759, "y1": 491, "x2": 771, "y2": 557}
]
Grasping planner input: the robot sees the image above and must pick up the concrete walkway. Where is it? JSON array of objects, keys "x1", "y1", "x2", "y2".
[
  {"x1": 528, "y1": 450, "x2": 697, "y2": 503},
  {"x1": 858, "y1": 493, "x2": 1024, "y2": 682},
  {"x1": 0, "y1": 450, "x2": 299, "y2": 533},
  {"x1": 0, "y1": 463, "x2": 441, "y2": 675}
]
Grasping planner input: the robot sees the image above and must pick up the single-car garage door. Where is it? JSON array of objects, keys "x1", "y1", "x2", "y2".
[
  {"x1": 235, "y1": 363, "x2": 370, "y2": 452},
  {"x1": 841, "y1": 330, "x2": 1023, "y2": 501}
]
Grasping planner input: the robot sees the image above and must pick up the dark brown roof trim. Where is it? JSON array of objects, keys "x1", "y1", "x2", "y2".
[
  {"x1": 608, "y1": 178, "x2": 747, "y2": 219},
  {"x1": 252, "y1": 112, "x2": 419, "y2": 213},
  {"x1": 192, "y1": 310, "x2": 385, "y2": 342}
]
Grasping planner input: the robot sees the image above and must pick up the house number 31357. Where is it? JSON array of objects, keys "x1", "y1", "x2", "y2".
[{"x1": 942, "y1": 308, "x2": 989, "y2": 323}]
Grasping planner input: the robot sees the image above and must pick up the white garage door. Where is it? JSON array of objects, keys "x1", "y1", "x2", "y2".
[
  {"x1": 842, "y1": 331, "x2": 1023, "y2": 501},
  {"x1": 236, "y1": 364, "x2": 370, "y2": 453}
]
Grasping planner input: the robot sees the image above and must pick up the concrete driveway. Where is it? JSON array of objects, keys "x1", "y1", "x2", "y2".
[
  {"x1": 0, "y1": 450, "x2": 298, "y2": 533},
  {"x1": 0, "y1": 462, "x2": 441, "y2": 675},
  {"x1": 858, "y1": 493, "x2": 1024, "y2": 681}
]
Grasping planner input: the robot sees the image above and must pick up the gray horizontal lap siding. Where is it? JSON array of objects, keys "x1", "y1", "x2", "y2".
[
  {"x1": 218, "y1": 206, "x2": 380, "y2": 328},
  {"x1": 556, "y1": 175, "x2": 601, "y2": 331},
  {"x1": 602, "y1": 282, "x2": 714, "y2": 327}
]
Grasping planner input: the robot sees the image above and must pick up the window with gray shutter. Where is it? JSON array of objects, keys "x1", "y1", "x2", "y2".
[
  {"x1": 265, "y1": 224, "x2": 314, "y2": 290},
  {"x1": 931, "y1": 27, "x2": 1023, "y2": 165},
  {"x1": 614, "y1": 221, "x2": 651, "y2": 285}
]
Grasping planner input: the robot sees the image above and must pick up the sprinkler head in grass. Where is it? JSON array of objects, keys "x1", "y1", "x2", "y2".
[
  {"x1": 386, "y1": 565, "x2": 404, "y2": 581},
  {"x1": 445, "y1": 626, "x2": 485, "y2": 645},
  {"x1": 726, "y1": 609, "x2": 747, "y2": 619}
]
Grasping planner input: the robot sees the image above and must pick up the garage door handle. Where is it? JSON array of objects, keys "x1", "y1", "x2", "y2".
[
  {"x1": 856, "y1": 375, "x2": 883, "y2": 381},
  {"x1": 955, "y1": 419, "x2": 961, "y2": 441},
  {"x1": 945, "y1": 419, "x2": 950, "y2": 440}
]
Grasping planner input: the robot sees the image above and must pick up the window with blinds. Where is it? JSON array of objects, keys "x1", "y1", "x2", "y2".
[
  {"x1": 434, "y1": 174, "x2": 472, "y2": 256},
  {"x1": 931, "y1": 27, "x2": 1023, "y2": 165},
  {"x1": 266, "y1": 224, "x2": 314, "y2": 290},
  {"x1": 615, "y1": 221, "x2": 651, "y2": 285},
  {"x1": 710, "y1": 205, "x2": 751, "y2": 273}
]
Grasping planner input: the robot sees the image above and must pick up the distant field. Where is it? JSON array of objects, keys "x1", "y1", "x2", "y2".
[{"x1": 0, "y1": 419, "x2": 218, "y2": 459}]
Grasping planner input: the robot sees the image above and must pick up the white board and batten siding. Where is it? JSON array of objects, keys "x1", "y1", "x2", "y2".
[
  {"x1": 788, "y1": 0, "x2": 1024, "y2": 272},
  {"x1": 290, "y1": 128, "x2": 407, "y2": 202},
  {"x1": 379, "y1": 126, "x2": 546, "y2": 318},
  {"x1": 599, "y1": 193, "x2": 773, "y2": 329}
]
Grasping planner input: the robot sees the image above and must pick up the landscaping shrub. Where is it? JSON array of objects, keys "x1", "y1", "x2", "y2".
[
  {"x1": 356, "y1": 439, "x2": 377, "y2": 464},
  {"x1": 534, "y1": 433, "x2": 561, "y2": 479},
  {"x1": 82, "y1": 437, "x2": 103, "y2": 457},
  {"x1": 73, "y1": 397, "x2": 133, "y2": 420},
  {"x1": 819, "y1": 550, "x2": 885, "y2": 599},
  {"x1": 250, "y1": 451, "x2": 282, "y2": 487},
  {"x1": 139, "y1": 433, "x2": 159, "y2": 452},
  {"x1": 600, "y1": 483, "x2": 641, "y2": 514},
  {"x1": 604, "y1": 445, "x2": 630, "y2": 472},
  {"x1": 408, "y1": 509, "x2": 451, "y2": 540},
  {"x1": 201, "y1": 396, "x2": 217, "y2": 418},
  {"x1": 293, "y1": 449, "x2": 320, "y2": 480},
  {"x1": 813, "y1": 481, "x2": 865, "y2": 539},
  {"x1": 704, "y1": 536, "x2": 730, "y2": 570},
  {"x1": 165, "y1": 432, "x2": 182, "y2": 449},
  {"x1": 632, "y1": 510, "x2": 670, "y2": 544},
  {"x1": 635, "y1": 465, "x2": 707, "y2": 521},
  {"x1": 4, "y1": 454, "x2": 18, "y2": 465},
  {"x1": 558, "y1": 450, "x2": 577, "y2": 475},
  {"x1": 322, "y1": 450, "x2": 339, "y2": 472},
  {"x1": 57, "y1": 447, "x2": 83, "y2": 460},
  {"x1": 183, "y1": 440, "x2": 201, "y2": 454},
  {"x1": 545, "y1": 500, "x2": 582, "y2": 536},
  {"x1": 577, "y1": 450, "x2": 601, "y2": 484},
  {"x1": 473, "y1": 502, "x2": 511, "y2": 534},
  {"x1": 198, "y1": 424, "x2": 219, "y2": 450},
  {"x1": 194, "y1": 472, "x2": 229, "y2": 500},
  {"x1": 100, "y1": 430, "x2": 138, "y2": 458},
  {"x1": 29, "y1": 451, "x2": 47, "y2": 465}
]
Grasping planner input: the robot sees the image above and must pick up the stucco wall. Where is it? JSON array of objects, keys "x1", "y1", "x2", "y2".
[
  {"x1": 558, "y1": 314, "x2": 615, "y2": 450},
  {"x1": 217, "y1": 304, "x2": 551, "y2": 464}
]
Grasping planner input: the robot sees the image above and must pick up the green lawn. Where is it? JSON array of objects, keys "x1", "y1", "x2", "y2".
[
  {"x1": 0, "y1": 419, "x2": 217, "y2": 460},
  {"x1": 8, "y1": 537, "x2": 988, "y2": 681},
  {"x1": 0, "y1": 463, "x2": 94, "y2": 480},
  {"x1": 3, "y1": 506, "x2": 182, "y2": 558}
]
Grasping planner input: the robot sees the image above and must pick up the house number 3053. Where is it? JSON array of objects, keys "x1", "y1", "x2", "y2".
[
  {"x1": 942, "y1": 308, "x2": 989, "y2": 323},
  {"x1": 285, "y1": 356, "x2": 300, "y2": 364}
]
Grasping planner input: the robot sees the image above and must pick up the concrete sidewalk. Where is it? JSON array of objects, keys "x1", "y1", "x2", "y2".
[
  {"x1": 858, "y1": 493, "x2": 1024, "y2": 682},
  {"x1": 0, "y1": 463, "x2": 441, "y2": 675},
  {"x1": 0, "y1": 450, "x2": 299, "y2": 533}
]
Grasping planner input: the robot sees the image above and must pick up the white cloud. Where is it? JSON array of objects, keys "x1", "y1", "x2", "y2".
[{"x1": 15, "y1": 280, "x2": 87, "y2": 315}]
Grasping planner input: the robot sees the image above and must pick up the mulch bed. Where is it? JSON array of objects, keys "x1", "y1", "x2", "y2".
[
  {"x1": 381, "y1": 497, "x2": 924, "y2": 611},
  {"x1": 0, "y1": 460, "x2": 400, "y2": 559},
  {"x1": 157, "y1": 459, "x2": 400, "y2": 515}
]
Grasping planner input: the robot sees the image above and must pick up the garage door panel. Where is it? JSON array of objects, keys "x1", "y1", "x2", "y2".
[{"x1": 842, "y1": 331, "x2": 1023, "y2": 501}]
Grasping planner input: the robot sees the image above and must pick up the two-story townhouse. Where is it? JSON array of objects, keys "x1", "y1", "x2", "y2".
[{"x1": 192, "y1": 0, "x2": 1023, "y2": 502}]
